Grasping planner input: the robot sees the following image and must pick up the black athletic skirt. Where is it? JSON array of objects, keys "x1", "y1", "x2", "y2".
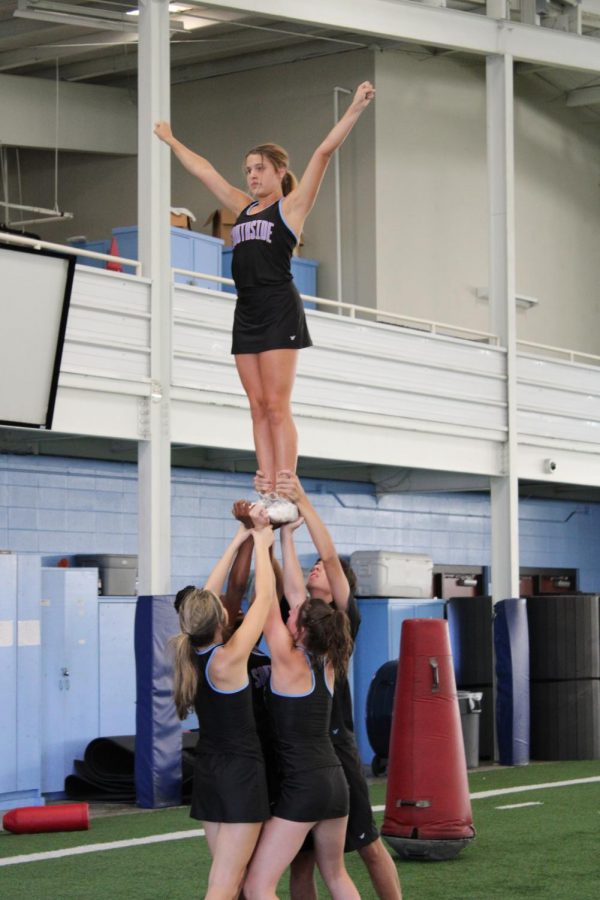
[
  {"x1": 334, "y1": 738, "x2": 380, "y2": 852},
  {"x1": 272, "y1": 764, "x2": 349, "y2": 823},
  {"x1": 190, "y1": 751, "x2": 270, "y2": 824},
  {"x1": 231, "y1": 282, "x2": 312, "y2": 355}
]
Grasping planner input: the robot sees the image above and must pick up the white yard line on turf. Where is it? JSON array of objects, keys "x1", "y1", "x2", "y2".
[
  {"x1": 0, "y1": 829, "x2": 205, "y2": 867},
  {"x1": 496, "y1": 802, "x2": 543, "y2": 809},
  {"x1": 2, "y1": 776, "x2": 599, "y2": 868},
  {"x1": 468, "y1": 775, "x2": 600, "y2": 800}
]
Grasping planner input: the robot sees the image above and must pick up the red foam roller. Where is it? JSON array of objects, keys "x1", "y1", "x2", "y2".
[
  {"x1": 3, "y1": 803, "x2": 89, "y2": 834},
  {"x1": 383, "y1": 619, "x2": 474, "y2": 858}
]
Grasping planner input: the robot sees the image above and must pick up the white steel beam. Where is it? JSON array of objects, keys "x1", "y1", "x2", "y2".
[
  {"x1": 137, "y1": 0, "x2": 172, "y2": 597},
  {"x1": 0, "y1": 28, "x2": 139, "y2": 72},
  {"x1": 0, "y1": 73, "x2": 136, "y2": 153},
  {"x1": 566, "y1": 84, "x2": 600, "y2": 106},
  {"x1": 487, "y1": 54, "x2": 520, "y2": 605},
  {"x1": 195, "y1": 0, "x2": 600, "y2": 73}
]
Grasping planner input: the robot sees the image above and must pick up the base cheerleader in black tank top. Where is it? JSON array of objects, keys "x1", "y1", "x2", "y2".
[
  {"x1": 154, "y1": 81, "x2": 375, "y2": 521},
  {"x1": 272, "y1": 473, "x2": 404, "y2": 900},
  {"x1": 242, "y1": 523, "x2": 359, "y2": 900},
  {"x1": 172, "y1": 507, "x2": 276, "y2": 900}
]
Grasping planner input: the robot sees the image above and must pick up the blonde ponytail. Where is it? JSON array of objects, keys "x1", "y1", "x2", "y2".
[
  {"x1": 172, "y1": 632, "x2": 198, "y2": 719},
  {"x1": 171, "y1": 588, "x2": 227, "y2": 719}
]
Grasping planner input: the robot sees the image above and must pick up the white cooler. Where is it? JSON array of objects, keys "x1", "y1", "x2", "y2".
[{"x1": 350, "y1": 550, "x2": 434, "y2": 598}]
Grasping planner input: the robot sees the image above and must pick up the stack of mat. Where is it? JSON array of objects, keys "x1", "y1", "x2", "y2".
[{"x1": 65, "y1": 734, "x2": 197, "y2": 802}]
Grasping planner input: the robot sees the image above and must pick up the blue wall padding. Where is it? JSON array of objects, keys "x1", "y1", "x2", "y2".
[
  {"x1": 494, "y1": 598, "x2": 530, "y2": 765},
  {"x1": 134, "y1": 595, "x2": 181, "y2": 808}
]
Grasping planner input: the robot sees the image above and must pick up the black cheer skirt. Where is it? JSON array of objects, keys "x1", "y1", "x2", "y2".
[{"x1": 231, "y1": 282, "x2": 312, "y2": 355}]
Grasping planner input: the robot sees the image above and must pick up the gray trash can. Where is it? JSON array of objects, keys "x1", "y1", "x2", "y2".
[{"x1": 457, "y1": 690, "x2": 483, "y2": 769}]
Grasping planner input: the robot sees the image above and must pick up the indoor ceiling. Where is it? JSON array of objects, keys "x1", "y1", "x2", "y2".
[
  {"x1": 0, "y1": 0, "x2": 598, "y2": 129},
  {"x1": 0, "y1": 1, "x2": 416, "y2": 87}
]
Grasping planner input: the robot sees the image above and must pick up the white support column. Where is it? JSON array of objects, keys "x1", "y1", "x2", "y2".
[
  {"x1": 137, "y1": 0, "x2": 172, "y2": 596},
  {"x1": 486, "y1": 54, "x2": 520, "y2": 605},
  {"x1": 486, "y1": 0, "x2": 509, "y2": 19}
]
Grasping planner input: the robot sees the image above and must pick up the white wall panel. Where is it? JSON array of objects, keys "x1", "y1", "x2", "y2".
[
  {"x1": 41, "y1": 273, "x2": 600, "y2": 485},
  {"x1": 61, "y1": 341, "x2": 151, "y2": 379},
  {"x1": 517, "y1": 353, "x2": 600, "y2": 449},
  {"x1": 52, "y1": 384, "x2": 144, "y2": 441},
  {"x1": 61, "y1": 267, "x2": 151, "y2": 382},
  {"x1": 518, "y1": 354, "x2": 600, "y2": 394},
  {"x1": 71, "y1": 268, "x2": 151, "y2": 315}
]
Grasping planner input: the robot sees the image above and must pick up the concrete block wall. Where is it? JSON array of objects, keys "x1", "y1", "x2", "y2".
[{"x1": 1, "y1": 453, "x2": 600, "y2": 591}]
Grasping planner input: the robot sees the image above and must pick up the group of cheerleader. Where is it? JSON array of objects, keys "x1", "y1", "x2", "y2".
[
  {"x1": 173, "y1": 474, "x2": 402, "y2": 899},
  {"x1": 160, "y1": 77, "x2": 401, "y2": 897}
]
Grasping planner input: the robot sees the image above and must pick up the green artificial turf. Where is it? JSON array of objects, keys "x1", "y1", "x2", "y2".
[{"x1": 1, "y1": 761, "x2": 598, "y2": 899}]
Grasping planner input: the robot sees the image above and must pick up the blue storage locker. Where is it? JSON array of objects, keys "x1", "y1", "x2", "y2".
[
  {"x1": 0, "y1": 554, "x2": 18, "y2": 803},
  {"x1": 221, "y1": 248, "x2": 318, "y2": 308},
  {"x1": 111, "y1": 226, "x2": 224, "y2": 288},
  {"x1": 98, "y1": 597, "x2": 137, "y2": 736},
  {"x1": 0, "y1": 553, "x2": 43, "y2": 811},
  {"x1": 353, "y1": 598, "x2": 445, "y2": 764},
  {"x1": 41, "y1": 568, "x2": 99, "y2": 794},
  {"x1": 72, "y1": 239, "x2": 111, "y2": 269}
]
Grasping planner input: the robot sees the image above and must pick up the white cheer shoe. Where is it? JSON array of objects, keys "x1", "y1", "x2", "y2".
[{"x1": 258, "y1": 492, "x2": 299, "y2": 525}]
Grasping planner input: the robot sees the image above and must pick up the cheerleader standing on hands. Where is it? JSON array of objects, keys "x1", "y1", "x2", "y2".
[{"x1": 154, "y1": 81, "x2": 375, "y2": 523}]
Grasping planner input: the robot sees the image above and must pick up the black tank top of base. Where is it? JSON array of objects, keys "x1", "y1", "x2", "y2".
[
  {"x1": 194, "y1": 644, "x2": 263, "y2": 761},
  {"x1": 267, "y1": 654, "x2": 340, "y2": 776},
  {"x1": 280, "y1": 594, "x2": 361, "y2": 745},
  {"x1": 231, "y1": 200, "x2": 298, "y2": 297}
]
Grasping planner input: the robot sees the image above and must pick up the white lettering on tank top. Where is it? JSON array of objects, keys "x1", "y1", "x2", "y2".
[{"x1": 230, "y1": 219, "x2": 275, "y2": 247}]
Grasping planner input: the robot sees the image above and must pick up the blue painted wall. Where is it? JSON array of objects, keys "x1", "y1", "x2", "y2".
[
  {"x1": 1, "y1": 452, "x2": 599, "y2": 591},
  {"x1": 2, "y1": 452, "x2": 600, "y2": 786}
]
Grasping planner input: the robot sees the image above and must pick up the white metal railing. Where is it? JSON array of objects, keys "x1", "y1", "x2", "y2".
[
  {"x1": 171, "y1": 267, "x2": 501, "y2": 346},
  {"x1": 172, "y1": 267, "x2": 234, "y2": 289},
  {"x1": 8, "y1": 232, "x2": 600, "y2": 363},
  {"x1": 517, "y1": 339, "x2": 600, "y2": 368},
  {"x1": 0, "y1": 230, "x2": 142, "y2": 274}
]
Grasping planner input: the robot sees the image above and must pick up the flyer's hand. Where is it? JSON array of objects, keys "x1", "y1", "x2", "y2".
[
  {"x1": 154, "y1": 121, "x2": 174, "y2": 144},
  {"x1": 351, "y1": 81, "x2": 375, "y2": 112}
]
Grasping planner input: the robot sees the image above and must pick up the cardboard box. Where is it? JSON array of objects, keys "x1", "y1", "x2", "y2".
[
  {"x1": 171, "y1": 212, "x2": 190, "y2": 228},
  {"x1": 170, "y1": 206, "x2": 196, "y2": 230},
  {"x1": 205, "y1": 207, "x2": 237, "y2": 246}
]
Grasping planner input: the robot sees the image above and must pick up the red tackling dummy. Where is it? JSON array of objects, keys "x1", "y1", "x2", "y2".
[
  {"x1": 3, "y1": 803, "x2": 89, "y2": 834},
  {"x1": 382, "y1": 618, "x2": 475, "y2": 860}
]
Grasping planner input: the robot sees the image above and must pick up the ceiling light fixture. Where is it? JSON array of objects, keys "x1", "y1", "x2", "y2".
[
  {"x1": 476, "y1": 288, "x2": 539, "y2": 310},
  {"x1": 14, "y1": 0, "x2": 187, "y2": 32}
]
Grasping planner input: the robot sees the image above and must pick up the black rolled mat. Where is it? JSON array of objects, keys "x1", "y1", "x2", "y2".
[{"x1": 65, "y1": 734, "x2": 197, "y2": 803}]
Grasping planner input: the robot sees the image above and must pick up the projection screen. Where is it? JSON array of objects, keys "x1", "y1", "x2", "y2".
[{"x1": 0, "y1": 242, "x2": 75, "y2": 429}]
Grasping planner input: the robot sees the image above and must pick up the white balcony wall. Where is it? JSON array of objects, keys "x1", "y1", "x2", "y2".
[
  {"x1": 517, "y1": 353, "x2": 600, "y2": 485},
  {"x1": 51, "y1": 268, "x2": 600, "y2": 488},
  {"x1": 171, "y1": 282, "x2": 506, "y2": 475},
  {"x1": 54, "y1": 268, "x2": 152, "y2": 441}
]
